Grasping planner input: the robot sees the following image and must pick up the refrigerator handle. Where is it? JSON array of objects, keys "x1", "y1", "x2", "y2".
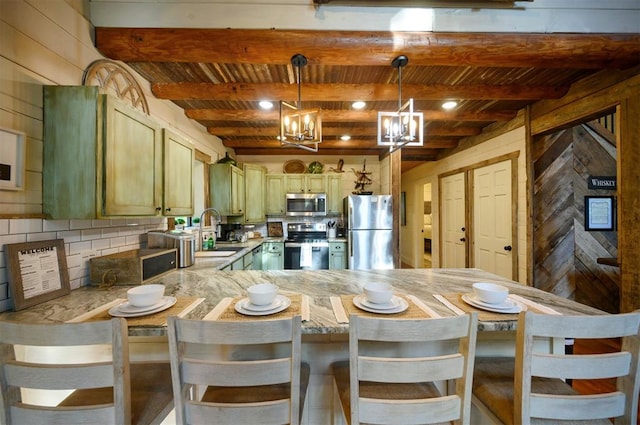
[
  {"x1": 349, "y1": 234, "x2": 353, "y2": 257},
  {"x1": 349, "y1": 207, "x2": 353, "y2": 228}
]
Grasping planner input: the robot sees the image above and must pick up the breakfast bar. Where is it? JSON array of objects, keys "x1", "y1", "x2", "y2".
[{"x1": 0, "y1": 267, "x2": 605, "y2": 424}]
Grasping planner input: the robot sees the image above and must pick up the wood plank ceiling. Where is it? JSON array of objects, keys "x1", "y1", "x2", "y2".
[{"x1": 94, "y1": 28, "x2": 640, "y2": 171}]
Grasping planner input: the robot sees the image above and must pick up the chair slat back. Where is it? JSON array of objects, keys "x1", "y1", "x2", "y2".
[
  {"x1": 0, "y1": 318, "x2": 129, "y2": 425},
  {"x1": 349, "y1": 313, "x2": 478, "y2": 425},
  {"x1": 168, "y1": 315, "x2": 304, "y2": 425},
  {"x1": 515, "y1": 310, "x2": 640, "y2": 424}
]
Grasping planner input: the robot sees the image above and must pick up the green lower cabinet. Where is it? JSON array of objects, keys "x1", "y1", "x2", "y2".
[
  {"x1": 329, "y1": 242, "x2": 347, "y2": 269},
  {"x1": 262, "y1": 242, "x2": 284, "y2": 270}
]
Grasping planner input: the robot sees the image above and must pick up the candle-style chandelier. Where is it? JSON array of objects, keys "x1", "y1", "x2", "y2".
[
  {"x1": 279, "y1": 54, "x2": 322, "y2": 152},
  {"x1": 377, "y1": 55, "x2": 423, "y2": 153}
]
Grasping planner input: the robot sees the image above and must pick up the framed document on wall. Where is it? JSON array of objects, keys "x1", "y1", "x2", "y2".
[
  {"x1": 6, "y1": 239, "x2": 71, "y2": 310},
  {"x1": 584, "y1": 196, "x2": 616, "y2": 231}
]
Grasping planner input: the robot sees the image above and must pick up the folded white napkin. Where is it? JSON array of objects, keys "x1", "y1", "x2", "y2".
[{"x1": 300, "y1": 243, "x2": 313, "y2": 268}]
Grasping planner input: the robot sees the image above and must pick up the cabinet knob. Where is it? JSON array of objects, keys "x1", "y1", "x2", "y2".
[
  {"x1": 165, "y1": 207, "x2": 171, "y2": 212},
  {"x1": 504, "y1": 245, "x2": 513, "y2": 251},
  {"x1": 460, "y1": 237, "x2": 466, "y2": 242},
  {"x1": 155, "y1": 207, "x2": 162, "y2": 211}
]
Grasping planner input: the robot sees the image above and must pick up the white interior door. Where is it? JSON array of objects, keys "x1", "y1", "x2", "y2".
[
  {"x1": 473, "y1": 160, "x2": 513, "y2": 279},
  {"x1": 440, "y1": 173, "x2": 466, "y2": 268}
]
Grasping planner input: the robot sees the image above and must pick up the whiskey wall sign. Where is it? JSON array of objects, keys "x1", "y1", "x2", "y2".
[
  {"x1": 6, "y1": 239, "x2": 71, "y2": 310},
  {"x1": 588, "y1": 176, "x2": 617, "y2": 190}
]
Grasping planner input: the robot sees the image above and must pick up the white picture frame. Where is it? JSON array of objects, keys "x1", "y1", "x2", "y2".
[{"x1": 0, "y1": 127, "x2": 26, "y2": 191}]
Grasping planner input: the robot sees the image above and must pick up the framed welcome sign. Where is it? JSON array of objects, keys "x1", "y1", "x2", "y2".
[{"x1": 6, "y1": 239, "x2": 71, "y2": 310}]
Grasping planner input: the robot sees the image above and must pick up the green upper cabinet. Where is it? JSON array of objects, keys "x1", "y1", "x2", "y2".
[
  {"x1": 210, "y1": 163, "x2": 244, "y2": 216},
  {"x1": 265, "y1": 174, "x2": 286, "y2": 215},
  {"x1": 284, "y1": 174, "x2": 326, "y2": 193},
  {"x1": 162, "y1": 129, "x2": 194, "y2": 217},
  {"x1": 43, "y1": 86, "x2": 163, "y2": 219},
  {"x1": 326, "y1": 175, "x2": 343, "y2": 214},
  {"x1": 243, "y1": 163, "x2": 266, "y2": 223}
]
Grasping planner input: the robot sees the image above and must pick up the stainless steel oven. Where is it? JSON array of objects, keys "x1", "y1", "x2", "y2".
[
  {"x1": 284, "y1": 222, "x2": 329, "y2": 270},
  {"x1": 284, "y1": 241, "x2": 329, "y2": 270}
]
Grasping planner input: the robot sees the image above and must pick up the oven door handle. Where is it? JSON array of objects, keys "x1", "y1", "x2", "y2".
[{"x1": 286, "y1": 242, "x2": 329, "y2": 248}]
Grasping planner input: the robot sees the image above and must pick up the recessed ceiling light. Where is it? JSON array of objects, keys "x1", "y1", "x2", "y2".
[
  {"x1": 341, "y1": 135, "x2": 351, "y2": 141},
  {"x1": 352, "y1": 101, "x2": 366, "y2": 110},
  {"x1": 259, "y1": 100, "x2": 273, "y2": 110},
  {"x1": 442, "y1": 100, "x2": 458, "y2": 110}
]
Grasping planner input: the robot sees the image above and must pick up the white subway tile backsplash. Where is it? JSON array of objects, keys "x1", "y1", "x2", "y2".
[
  {"x1": 110, "y1": 236, "x2": 127, "y2": 248},
  {"x1": 56, "y1": 230, "x2": 82, "y2": 243},
  {"x1": 68, "y1": 240, "x2": 92, "y2": 255},
  {"x1": 0, "y1": 216, "x2": 163, "y2": 311},
  {"x1": 27, "y1": 232, "x2": 58, "y2": 242},
  {"x1": 0, "y1": 234, "x2": 28, "y2": 246},
  {"x1": 70, "y1": 219, "x2": 93, "y2": 230},
  {"x1": 43, "y1": 220, "x2": 70, "y2": 232},
  {"x1": 125, "y1": 234, "x2": 144, "y2": 245},
  {"x1": 91, "y1": 238, "x2": 110, "y2": 251},
  {"x1": 101, "y1": 227, "x2": 120, "y2": 238},
  {"x1": 66, "y1": 253, "x2": 82, "y2": 268},
  {"x1": 81, "y1": 228, "x2": 102, "y2": 241},
  {"x1": 9, "y1": 218, "x2": 43, "y2": 234}
]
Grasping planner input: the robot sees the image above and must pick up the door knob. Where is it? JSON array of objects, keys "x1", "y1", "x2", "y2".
[
  {"x1": 460, "y1": 237, "x2": 466, "y2": 242},
  {"x1": 504, "y1": 245, "x2": 512, "y2": 251}
]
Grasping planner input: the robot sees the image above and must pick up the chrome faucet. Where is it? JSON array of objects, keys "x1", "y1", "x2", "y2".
[{"x1": 199, "y1": 208, "x2": 221, "y2": 250}]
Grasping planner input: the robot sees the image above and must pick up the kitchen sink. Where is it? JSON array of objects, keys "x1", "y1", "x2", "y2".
[{"x1": 195, "y1": 246, "x2": 246, "y2": 257}]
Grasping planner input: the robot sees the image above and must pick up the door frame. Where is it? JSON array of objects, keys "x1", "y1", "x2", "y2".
[{"x1": 438, "y1": 151, "x2": 520, "y2": 280}]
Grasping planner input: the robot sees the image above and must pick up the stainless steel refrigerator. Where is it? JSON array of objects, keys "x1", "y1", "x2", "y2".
[{"x1": 344, "y1": 195, "x2": 393, "y2": 269}]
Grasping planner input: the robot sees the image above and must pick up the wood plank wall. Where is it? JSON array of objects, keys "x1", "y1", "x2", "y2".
[{"x1": 533, "y1": 122, "x2": 619, "y2": 313}]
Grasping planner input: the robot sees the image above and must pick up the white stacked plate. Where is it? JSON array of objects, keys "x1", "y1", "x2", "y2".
[
  {"x1": 353, "y1": 294, "x2": 409, "y2": 314},
  {"x1": 109, "y1": 296, "x2": 177, "y2": 317},
  {"x1": 235, "y1": 294, "x2": 291, "y2": 316},
  {"x1": 461, "y1": 293, "x2": 522, "y2": 313}
]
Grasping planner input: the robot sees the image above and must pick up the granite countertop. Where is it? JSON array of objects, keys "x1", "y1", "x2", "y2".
[{"x1": 0, "y1": 267, "x2": 604, "y2": 337}]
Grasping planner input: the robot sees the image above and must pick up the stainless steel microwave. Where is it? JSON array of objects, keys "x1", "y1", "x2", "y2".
[{"x1": 286, "y1": 193, "x2": 327, "y2": 216}]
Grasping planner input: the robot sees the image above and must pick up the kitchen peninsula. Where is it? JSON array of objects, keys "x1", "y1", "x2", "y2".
[
  {"x1": 0, "y1": 266, "x2": 602, "y2": 335},
  {"x1": 0, "y1": 266, "x2": 605, "y2": 423}
]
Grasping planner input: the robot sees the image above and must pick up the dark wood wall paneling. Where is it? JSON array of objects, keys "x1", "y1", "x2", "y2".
[{"x1": 533, "y1": 122, "x2": 619, "y2": 313}]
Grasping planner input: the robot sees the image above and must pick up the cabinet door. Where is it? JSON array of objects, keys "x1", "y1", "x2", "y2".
[
  {"x1": 231, "y1": 166, "x2": 245, "y2": 215},
  {"x1": 244, "y1": 164, "x2": 266, "y2": 223},
  {"x1": 329, "y1": 242, "x2": 347, "y2": 269},
  {"x1": 262, "y1": 243, "x2": 284, "y2": 270},
  {"x1": 306, "y1": 175, "x2": 326, "y2": 193},
  {"x1": 285, "y1": 175, "x2": 305, "y2": 193},
  {"x1": 163, "y1": 129, "x2": 194, "y2": 216},
  {"x1": 103, "y1": 96, "x2": 162, "y2": 217},
  {"x1": 326, "y1": 175, "x2": 343, "y2": 213},
  {"x1": 210, "y1": 163, "x2": 244, "y2": 216},
  {"x1": 266, "y1": 175, "x2": 286, "y2": 215}
]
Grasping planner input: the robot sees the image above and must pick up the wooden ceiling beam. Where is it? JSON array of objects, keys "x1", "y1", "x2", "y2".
[
  {"x1": 151, "y1": 82, "x2": 567, "y2": 101},
  {"x1": 95, "y1": 28, "x2": 640, "y2": 69},
  {"x1": 208, "y1": 126, "x2": 481, "y2": 137},
  {"x1": 233, "y1": 147, "x2": 383, "y2": 156},
  {"x1": 221, "y1": 138, "x2": 459, "y2": 149},
  {"x1": 189, "y1": 108, "x2": 516, "y2": 122}
]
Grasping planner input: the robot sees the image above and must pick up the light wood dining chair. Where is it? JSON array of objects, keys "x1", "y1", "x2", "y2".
[
  {"x1": 331, "y1": 312, "x2": 479, "y2": 425},
  {"x1": 472, "y1": 310, "x2": 640, "y2": 425},
  {"x1": 0, "y1": 318, "x2": 173, "y2": 425},
  {"x1": 167, "y1": 315, "x2": 310, "y2": 425}
]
